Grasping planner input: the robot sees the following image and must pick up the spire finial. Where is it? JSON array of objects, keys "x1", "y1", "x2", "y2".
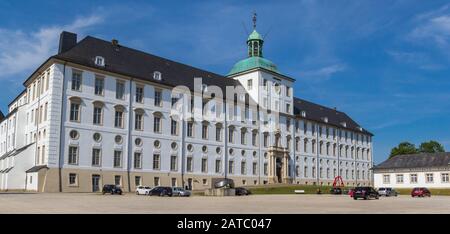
[{"x1": 252, "y1": 11, "x2": 257, "y2": 29}]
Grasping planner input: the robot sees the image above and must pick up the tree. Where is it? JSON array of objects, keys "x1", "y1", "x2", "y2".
[
  {"x1": 419, "y1": 140, "x2": 445, "y2": 153},
  {"x1": 389, "y1": 142, "x2": 418, "y2": 158}
]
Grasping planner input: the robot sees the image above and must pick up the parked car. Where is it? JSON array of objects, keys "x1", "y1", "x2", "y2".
[
  {"x1": 235, "y1": 187, "x2": 251, "y2": 196},
  {"x1": 102, "y1": 184, "x2": 123, "y2": 195},
  {"x1": 378, "y1": 187, "x2": 398, "y2": 197},
  {"x1": 148, "y1": 186, "x2": 173, "y2": 197},
  {"x1": 330, "y1": 187, "x2": 343, "y2": 195},
  {"x1": 172, "y1": 187, "x2": 191, "y2": 197},
  {"x1": 411, "y1": 187, "x2": 431, "y2": 197},
  {"x1": 353, "y1": 186, "x2": 379, "y2": 200},
  {"x1": 136, "y1": 186, "x2": 152, "y2": 195}
]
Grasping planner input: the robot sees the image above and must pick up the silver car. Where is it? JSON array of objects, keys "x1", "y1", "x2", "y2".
[
  {"x1": 172, "y1": 187, "x2": 191, "y2": 197},
  {"x1": 378, "y1": 187, "x2": 398, "y2": 197}
]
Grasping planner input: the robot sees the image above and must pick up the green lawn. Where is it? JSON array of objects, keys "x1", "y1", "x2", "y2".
[{"x1": 247, "y1": 185, "x2": 346, "y2": 195}]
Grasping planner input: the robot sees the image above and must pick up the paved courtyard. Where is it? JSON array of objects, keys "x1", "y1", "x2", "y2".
[{"x1": 1, "y1": 193, "x2": 449, "y2": 214}]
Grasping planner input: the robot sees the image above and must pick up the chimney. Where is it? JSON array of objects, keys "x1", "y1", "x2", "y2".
[
  {"x1": 58, "y1": 31, "x2": 77, "y2": 54},
  {"x1": 112, "y1": 39, "x2": 119, "y2": 46}
]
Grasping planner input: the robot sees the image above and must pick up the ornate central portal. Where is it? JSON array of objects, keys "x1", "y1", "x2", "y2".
[{"x1": 267, "y1": 146, "x2": 291, "y2": 184}]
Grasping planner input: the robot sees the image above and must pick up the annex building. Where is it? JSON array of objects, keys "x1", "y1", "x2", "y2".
[{"x1": 0, "y1": 24, "x2": 373, "y2": 192}]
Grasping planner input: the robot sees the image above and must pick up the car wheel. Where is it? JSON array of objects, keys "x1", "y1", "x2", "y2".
[
  {"x1": 376, "y1": 196, "x2": 379, "y2": 200},
  {"x1": 110, "y1": 191, "x2": 114, "y2": 195},
  {"x1": 136, "y1": 191, "x2": 139, "y2": 195},
  {"x1": 353, "y1": 197, "x2": 357, "y2": 200}
]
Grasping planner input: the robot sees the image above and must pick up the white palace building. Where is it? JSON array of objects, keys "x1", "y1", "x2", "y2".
[{"x1": 0, "y1": 25, "x2": 373, "y2": 192}]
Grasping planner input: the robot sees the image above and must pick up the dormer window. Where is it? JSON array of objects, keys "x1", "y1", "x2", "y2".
[
  {"x1": 341, "y1": 122, "x2": 347, "y2": 127},
  {"x1": 95, "y1": 56, "x2": 105, "y2": 66},
  {"x1": 301, "y1": 111, "x2": 306, "y2": 117},
  {"x1": 202, "y1": 84, "x2": 208, "y2": 93},
  {"x1": 358, "y1": 126, "x2": 363, "y2": 131},
  {"x1": 153, "y1": 71, "x2": 162, "y2": 81},
  {"x1": 323, "y1": 117, "x2": 328, "y2": 123}
]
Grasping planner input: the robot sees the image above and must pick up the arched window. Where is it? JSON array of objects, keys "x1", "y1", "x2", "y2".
[
  {"x1": 114, "y1": 105, "x2": 125, "y2": 128},
  {"x1": 134, "y1": 108, "x2": 145, "y2": 131},
  {"x1": 153, "y1": 111, "x2": 163, "y2": 133},
  {"x1": 92, "y1": 101, "x2": 104, "y2": 125},
  {"x1": 69, "y1": 97, "x2": 82, "y2": 122}
]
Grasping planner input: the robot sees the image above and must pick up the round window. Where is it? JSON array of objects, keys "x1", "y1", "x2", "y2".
[
  {"x1": 241, "y1": 150, "x2": 246, "y2": 156},
  {"x1": 253, "y1": 151, "x2": 257, "y2": 157},
  {"x1": 216, "y1": 147, "x2": 222, "y2": 154},
  {"x1": 154, "y1": 140, "x2": 161, "y2": 148},
  {"x1": 69, "y1": 130, "x2": 79, "y2": 140},
  {"x1": 93, "y1": 133, "x2": 102, "y2": 142},
  {"x1": 135, "y1": 138, "x2": 142, "y2": 146},
  {"x1": 115, "y1": 135, "x2": 123, "y2": 144},
  {"x1": 202, "y1": 145, "x2": 208, "y2": 153},
  {"x1": 274, "y1": 83, "x2": 281, "y2": 94},
  {"x1": 187, "y1": 144, "x2": 193, "y2": 152},
  {"x1": 171, "y1": 142, "x2": 178, "y2": 150},
  {"x1": 264, "y1": 152, "x2": 268, "y2": 159},
  {"x1": 229, "y1": 148, "x2": 234, "y2": 155}
]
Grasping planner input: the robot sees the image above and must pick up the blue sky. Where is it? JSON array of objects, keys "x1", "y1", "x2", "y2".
[{"x1": 0, "y1": 0, "x2": 449, "y2": 163}]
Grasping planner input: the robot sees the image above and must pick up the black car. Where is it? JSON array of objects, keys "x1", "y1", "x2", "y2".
[
  {"x1": 235, "y1": 187, "x2": 251, "y2": 196},
  {"x1": 330, "y1": 187, "x2": 343, "y2": 195},
  {"x1": 102, "y1": 184, "x2": 123, "y2": 195},
  {"x1": 148, "y1": 186, "x2": 173, "y2": 197},
  {"x1": 353, "y1": 186, "x2": 379, "y2": 200}
]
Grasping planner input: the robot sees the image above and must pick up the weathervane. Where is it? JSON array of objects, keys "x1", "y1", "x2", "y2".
[{"x1": 252, "y1": 11, "x2": 257, "y2": 29}]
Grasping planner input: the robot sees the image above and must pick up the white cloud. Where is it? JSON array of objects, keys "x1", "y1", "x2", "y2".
[
  {"x1": 299, "y1": 64, "x2": 346, "y2": 80},
  {"x1": 410, "y1": 14, "x2": 450, "y2": 47},
  {"x1": 0, "y1": 14, "x2": 104, "y2": 79}
]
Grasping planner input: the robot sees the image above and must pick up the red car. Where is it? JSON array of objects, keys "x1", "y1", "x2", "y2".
[
  {"x1": 348, "y1": 188, "x2": 355, "y2": 197},
  {"x1": 411, "y1": 187, "x2": 431, "y2": 197}
]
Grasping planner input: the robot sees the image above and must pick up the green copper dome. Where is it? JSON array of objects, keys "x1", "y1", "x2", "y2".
[
  {"x1": 228, "y1": 56, "x2": 279, "y2": 75},
  {"x1": 247, "y1": 29, "x2": 263, "y2": 41}
]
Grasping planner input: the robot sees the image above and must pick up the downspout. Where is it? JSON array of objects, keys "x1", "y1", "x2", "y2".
[
  {"x1": 292, "y1": 119, "x2": 296, "y2": 183},
  {"x1": 58, "y1": 62, "x2": 67, "y2": 192},
  {"x1": 224, "y1": 98, "x2": 228, "y2": 179},
  {"x1": 126, "y1": 78, "x2": 134, "y2": 192},
  {"x1": 180, "y1": 94, "x2": 186, "y2": 189},
  {"x1": 316, "y1": 123, "x2": 319, "y2": 186},
  {"x1": 258, "y1": 105, "x2": 262, "y2": 185}
]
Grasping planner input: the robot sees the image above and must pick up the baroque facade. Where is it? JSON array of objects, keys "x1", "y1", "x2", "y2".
[{"x1": 0, "y1": 27, "x2": 373, "y2": 192}]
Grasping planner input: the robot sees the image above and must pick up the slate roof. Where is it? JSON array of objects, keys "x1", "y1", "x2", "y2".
[
  {"x1": 373, "y1": 153, "x2": 450, "y2": 170},
  {"x1": 293, "y1": 97, "x2": 373, "y2": 135},
  {"x1": 53, "y1": 36, "x2": 241, "y2": 93},
  {"x1": 22, "y1": 33, "x2": 372, "y2": 136},
  {"x1": 0, "y1": 110, "x2": 4, "y2": 122}
]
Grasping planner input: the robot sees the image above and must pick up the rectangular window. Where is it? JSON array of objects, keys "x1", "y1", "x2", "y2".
[
  {"x1": 304, "y1": 166, "x2": 308, "y2": 178},
  {"x1": 153, "y1": 116, "x2": 161, "y2": 133},
  {"x1": 135, "y1": 113, "x2": 143, "y2": 130},
  {"x1": 410, "y1": 174, "x2": 418, "y2": 183},
  {"x1": 154, "y1": 89, "x2": 162, "y2": 107},
  {"x1": 136, "y1": 86, "x2": 144, "y2": 103},
  {"x1": 383, "y1": 174, "x2": 390, "y2": 184},
  {"x1": 263, "y1": 134, "x2": 268, "y2": 147},
  {"x1": 135, "y1": 176, "x2": 142, "y2": 186},
  {"x1": 201, "y1": 158, "x2": 208, "y2": 173},
  {"x1": 286, "y1": 103, "x2": 291, "y2": 113},
  {"x1": 114, "y1": 175, "x2": 121, "y2": 186},
  {"x1": 171, "y1": 119, "x2": 178, "y2": 135},
  {"x1": 442, "y1": 173, "x2": 449, "y2": 183},
  {"x1": 215, "y1": 159, "x2": 221, "y2": 173},
  {"x1": 264, "y1": 163, "x2": 268, "y2": 176},
  {"x1": 426, "y1": 173, "x2": 434, "y2": 183},
  {"x1": 202, "y1": 125, "x2": 208, "y2": 140},
  {"x1": 92, "y1": 148, "x2": 101, "y2": 166},
  {"x1": 228, "y1": 128, "x2": 234, "y2": 143},
  {"x1": 396, "y1": 174, "x2": 404, "y2": 183},
  {"x1": 154, "y1": 177, "x2": 160, "y2": 186},
  {"x1": 69, "y1": 173, "x2": 77, "y2": 185},
  {"x1": 247, "y1": 79, "x2": 253, "y2": 90},
  {"x1": 252, "y1": 132, "x2": 257, "y2": 146},
  {"x1": 263, "y1": 79, "x2": 268, "y2": 90},
  {"x1": 187, "y1": 122, "x2": 194, "y2": 137},
  {"x1": 228, "y1": 161, "x2": 234, "y2": 174},
  {"x1": 253, "y1": 162, "x2": 257, "y2": 175},
  {"x1": 116, "y1": 81, "x2": 125, "y2": 100},
  {"x1": 68, "y1": 146, "x2": 78, "y2": 165},
  {"x1": 93, "y1": 106, "x2": 102, "y2": 125},
  {"x1": 187, "y1": 157, "x2": 193, "y2": 172},
  {"x1": 71, "y1": 71, "x2": 82, "y2": 91},
  {"x1": 171, "y1": 178, "x2": 177, "y2": 187},
  {"x1": 115, "y1": 110, "x2": 124, "y2": 128},
  {"x1": 286, "y1": 87, "x2": 291, "y2": 97},
  {"x1": 241, "y1": 161, "x2": 246, "y2": 175},
  {"x1": 70, "y1": 103, "x2": 80, "y2": 122},
  {"x1": 113, "y1": 151, "x2": 122, "y2": 168},
  {"x1": 44, "y1": 102, "x2": 48, "y2": 121},
  {"x1": 153, "y1": 154, "x2": 160, "y2": 170},
  {"x1": 94, "y1": 76, "x2": 104, "y2": 95},
  {"x1": 241, "y1": 131, "x2": 246, "y2": 145},
  {"x1": 215, "y1": 126, "x2": 222, "y2": 141},
  {"x1": 134, "y1": 152, "x2": 142, "y2": 169},
  {"x1": 170, "y1": 155, "x2": 177, "y2": 171}
]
